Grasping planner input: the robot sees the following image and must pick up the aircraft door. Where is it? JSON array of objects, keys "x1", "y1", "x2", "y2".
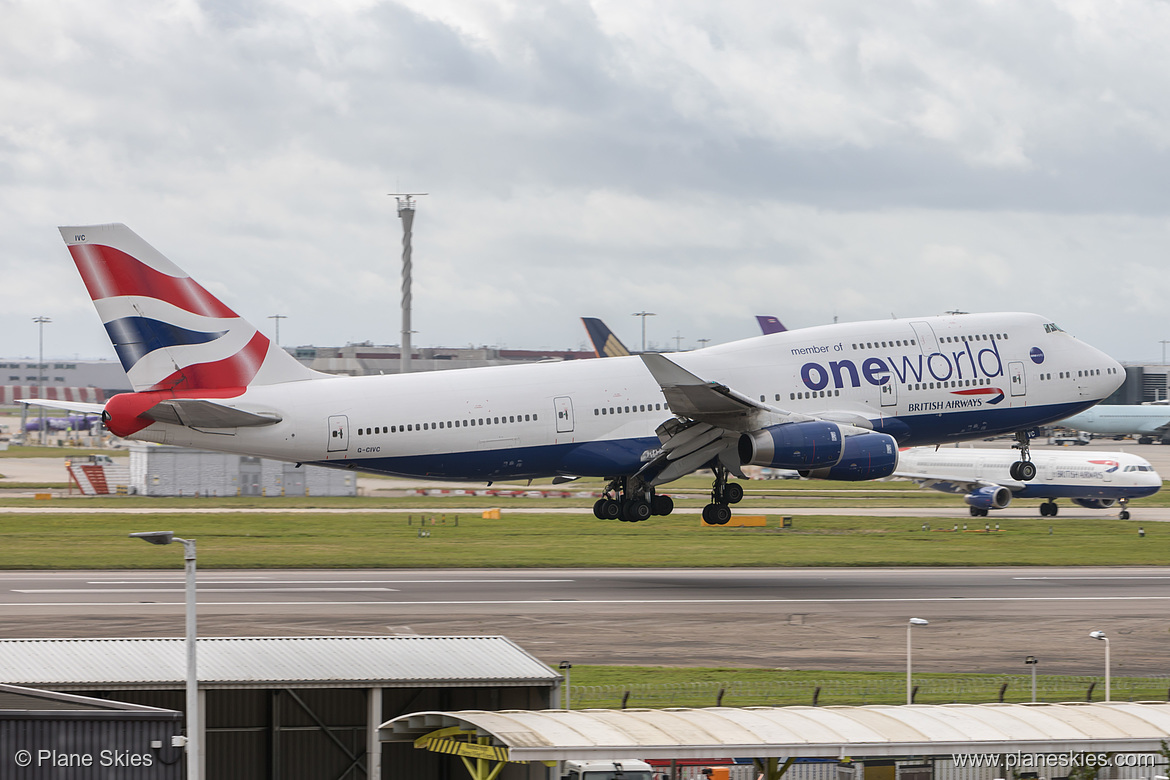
[
  {"x1": 880, "y1": 376, "x2": 898, "y2": 407},
  {"x1": 910, "y1": 321, "x2": 940, "y2": 355},
  {"x1": 1008, "y1": 362, "x2": 1027, "y2": 398},
  {"x1": 554, "y1": 396, "x2": 575, "y2": 433},
  {"x1": 327, "y1": 415, "x2": 349, "y2": 452}
]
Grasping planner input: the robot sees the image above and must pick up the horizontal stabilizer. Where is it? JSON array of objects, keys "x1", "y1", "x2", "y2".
[
  {"x1": 18, "y1": 399, "x2": 106, "y2": 415},
  {"x1": 144, "y1": 399, "x2": 282, "y2": 429}
]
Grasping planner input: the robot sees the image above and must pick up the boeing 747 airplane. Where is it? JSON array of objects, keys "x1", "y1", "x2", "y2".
[
  {"x1": 896, "y1": 446, "x2": 1161, "y2": 519},
  {"x1": 29, "y1": 224, "x2": 1125, "y2": 524}
]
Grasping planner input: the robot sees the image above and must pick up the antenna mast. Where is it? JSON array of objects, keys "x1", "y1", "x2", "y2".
[{"x1": 390, "y1": 193, "x2": 427, "y2": 373}]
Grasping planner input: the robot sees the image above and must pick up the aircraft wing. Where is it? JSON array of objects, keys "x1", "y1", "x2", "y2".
[
  {"x1": 18, "y1": 399, "x2": 106, "y2": 415},
  {"x1": 894, "y1": 471, "x2": 1025, "y2": 495},
  {"x1": 638, "y1": 352, "x2": 766, "y2": 420}
]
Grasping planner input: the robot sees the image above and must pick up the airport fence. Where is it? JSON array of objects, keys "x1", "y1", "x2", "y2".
[{"x1": 569, "y1": 675, "x2": 1170, "y2": 709}]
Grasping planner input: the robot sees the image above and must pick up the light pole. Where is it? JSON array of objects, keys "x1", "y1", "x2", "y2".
[
  {"x1": 131, "y1": 531, "x2": 199, "y2": 779},
  {"x1": 267, "y1": 314, "x2": 287, "y2": 346},
  {"x1": 632, "y1": 311, "x2": 656, "y2": 353},
  {"x1": 32, "y1": 316, "x2": 50, "y2": 445},
  {"x1": 1025, "y1": 655, "x2": 1039, "y2": 702},
  {"x1": 906, "y1": 618, "x2": 929, "y2": 704},
  {"x1": 1090, "y1": 630, "x2": 1110, "y2": 702},
  {"x1": 558, "y1": 661, "x2": 572, "y2": 709}
]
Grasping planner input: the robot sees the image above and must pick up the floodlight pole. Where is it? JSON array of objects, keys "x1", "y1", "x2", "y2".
[
  {"x1": 558, "y1": 662, "x2": 573, "y2": 710},
  {"x1": 906, "y1": 618, "x2": 929, "y2": 704},
  {"x1": 632, "y1": 311, "x2": 656, "y2": 353},
  {"x1": 1090, "y1": 631, "x2": 1110, "y2": 702},
  {"x1": 131, "y1": 532, "x2": 199, "y2": 779},
  {"x1": 33, "y1": 316, "x2": 50, "y2": 445},
  {"x1": 1025, "y1": 656, "x2": 1038, "y2": 702}
]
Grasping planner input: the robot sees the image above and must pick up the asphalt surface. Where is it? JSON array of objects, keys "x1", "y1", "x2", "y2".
[{"x1": 2, "y1": 567, "x2": 1167, "y2": 676}]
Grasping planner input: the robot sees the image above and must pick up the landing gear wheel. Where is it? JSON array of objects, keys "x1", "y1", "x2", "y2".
[
  {"x1": 969, "y1": 507, "x2": 987, "y2": 517},
  {"x1": 595, "y1": 498, "x2": 621, "y2": 519},
  {"x1": 1120, "y1": 510, "x2": 1131, "y2": 520},
  {"x1": 1009, "y1": 460, "x2": 1037, "y2": 481},
  {"x1": 1039, "y1": 501, "x2": 1058, "y2": 517},
  {"x1": 703, "y1": 503, "x2": 732, "y2": 525},
  {"x1": 622, "y1": 500, "x2": 652, "y2": 523},
  {"x1": 724, "y1": 483, "x2": 744, "y2": 504},
  {"x1": 651, "y1": 494, "x2": 674, "y2": 516}
]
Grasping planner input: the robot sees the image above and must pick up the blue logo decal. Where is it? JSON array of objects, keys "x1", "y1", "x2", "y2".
[{"x1": 1029, "y1": 347, "x2": 1044, "y2": 365}]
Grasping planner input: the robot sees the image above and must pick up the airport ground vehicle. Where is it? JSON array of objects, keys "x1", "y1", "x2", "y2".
[{"x1": 563, "y1": 759, "x2": 654, "y2": 780}]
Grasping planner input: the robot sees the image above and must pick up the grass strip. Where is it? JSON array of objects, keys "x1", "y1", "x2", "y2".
[
  {"x1": 0, "y1": 509, "x2": 1165, "y2": 568},
  {"x1": 566, "y1": 666, "x2": 1170, "y2": 707}
]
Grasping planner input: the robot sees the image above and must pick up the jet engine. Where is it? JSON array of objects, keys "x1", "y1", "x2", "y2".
[
  {"x1": 964, "y1": 485, "x2": 1012, "y2": 510},
  {"x1": 738, "y1": 421, "x2": 844, "y2": 469},
  {"x1": 799, "y1": 431, "x2": 898, "y2": 481},
  {"x1": 1072, "y1": 498, "x2": 1117, "y2": 510}
]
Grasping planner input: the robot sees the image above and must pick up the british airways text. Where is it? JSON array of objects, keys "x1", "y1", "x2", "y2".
[{"x1": 799, "y1": 340, "x2": 1004, "y2": 390}]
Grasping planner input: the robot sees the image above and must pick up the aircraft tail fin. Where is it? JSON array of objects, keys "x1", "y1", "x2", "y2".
[
  {"x1": 60, "y1": 224, "x2": 321, "y2": 393},
  {"x1": 581, "y1": 317, "x2": 633, "y2": 358},
  {"x1": 757, "y1": 315, "x2": 787, "y2": 335}
]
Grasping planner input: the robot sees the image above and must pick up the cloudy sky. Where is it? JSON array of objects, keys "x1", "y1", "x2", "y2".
[{"x1": 3, "y1": 0, "x2": 1170, "y2": 363}]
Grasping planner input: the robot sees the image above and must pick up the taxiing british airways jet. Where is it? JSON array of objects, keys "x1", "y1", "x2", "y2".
[
  {"x1": 33, "y1": 224, "x2": 1125, "y2": 525},
  {"x1": 896, "y1": 446, "x2": 1160, "y2": 519}
]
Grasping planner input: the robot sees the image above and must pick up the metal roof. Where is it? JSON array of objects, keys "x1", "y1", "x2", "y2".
[
  {"x1": 0, "y1": 636, "x2": 560, "y2": 690},
  {"x1": 380, "y1": 703, "x2": 1170, "y2": 761},
  {"x1": 0, "y1": 683, "x2": 182, "y2": 718}
]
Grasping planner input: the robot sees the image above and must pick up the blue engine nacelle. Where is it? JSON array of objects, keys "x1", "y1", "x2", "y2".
[
  {"x1": 964, "y1": 485, "x2": 1012, "y2": 510},
  {"x1": 799, "y1": 431, "x2": 899, "y2": 481},
  {"x1": 1072, "y1": 498, "x2": 1117, "y2": 510},
  {"x1": 738, "y1": 421, "x2": 844, "y2": 469}
]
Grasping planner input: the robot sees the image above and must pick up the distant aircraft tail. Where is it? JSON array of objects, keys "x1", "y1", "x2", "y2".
[
  {"x1": 756, "y1": 316, "x2": 787, "y2": 335},
  {"x1": 60, "y1": 224, "x2": 320, "y2": 393},
  {"x1": 581, "y1": 317, "x2": 633, "y2": 358}
]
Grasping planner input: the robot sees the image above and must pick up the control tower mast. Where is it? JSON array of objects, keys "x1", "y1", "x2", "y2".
[{"x1": 390, "y1": 193, "x2": 427, "y2": 373}]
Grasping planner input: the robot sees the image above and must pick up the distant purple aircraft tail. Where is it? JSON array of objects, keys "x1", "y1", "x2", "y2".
[{"x1": 757, "y1": 315, "x2": 787, "y2": 335}]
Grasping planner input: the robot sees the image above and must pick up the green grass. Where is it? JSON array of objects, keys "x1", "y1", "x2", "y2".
[
  {"x1": 0, "y1": 505, "x2": 1164, "y2": 569},
  {"x1": 567, "y1": 666, "x2": 1170, "y2": 707},
  {"x1": 0, "y1": 446, "x2": 128, "y2": 459}
]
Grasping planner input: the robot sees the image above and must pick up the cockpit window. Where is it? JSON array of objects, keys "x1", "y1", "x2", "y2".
[{"x1": 1043, "y1": 323, "x2": 1065, "y2": 334}]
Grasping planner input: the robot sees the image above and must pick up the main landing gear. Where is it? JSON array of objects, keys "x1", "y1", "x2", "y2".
[
  {"x1": 701, "y1": 465, "x2": 744, "y2": 526},
  {"x1": 593, "y1": 476, "x2": 674, "y2": 523},
  {"x1": 1009, "y1": 430, "x2": 1037, "y2": 482},
  {"x1": 1039, "y1": 500, "x2": 1059, "y2": 517}
]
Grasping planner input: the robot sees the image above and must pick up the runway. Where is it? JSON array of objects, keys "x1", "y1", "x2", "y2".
[{"x1": 2, "y1": 567, "x2": 1167, "y2": 676}]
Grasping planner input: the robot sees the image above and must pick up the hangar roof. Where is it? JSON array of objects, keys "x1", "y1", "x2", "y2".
[
  {"x1": 380, "y1": 703, "x2": 1170, "y2": 761},
  {"x1": 0, "y1": 636, "x2": 559, "y2": 690}
]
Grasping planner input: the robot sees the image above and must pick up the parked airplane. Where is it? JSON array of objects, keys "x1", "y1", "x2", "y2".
[
  {"x1": 896, "y1": 446, "x2": 1161, "y2": 519},
  {"x1": 1059, "y1": 405, "x2": 1170, "y2": 445},
  {"x1": 756, "y1": 316, "x2": 787, "y2": 335},
  {"x1": 30, "y1": 224, "x2": 1125, "y2": 524},
  {"x1": 23, "y1": 414, "x2": 101, "y2": 433}
]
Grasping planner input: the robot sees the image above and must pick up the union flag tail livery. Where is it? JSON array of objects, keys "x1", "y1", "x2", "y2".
[
  {"x1": 30, "y1": 223, "x2": 1127, "y2": 526},
  {"x1": 61, "y1": 224, "x2": 317, "y2": 393}
]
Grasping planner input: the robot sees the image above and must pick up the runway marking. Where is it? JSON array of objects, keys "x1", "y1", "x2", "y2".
[
  {"x1": 6, "y1": 595, "x2": 1170, "y2": 606},
  {"x1": 1013, "y1": 576, "x2": 1170, "y2": 580},
  {"x1": 82, "y1": 579, "x2": 574, "y2": 585},
  {"x1": 14, "y1": 588, "x2": 399, "y2": 594}
]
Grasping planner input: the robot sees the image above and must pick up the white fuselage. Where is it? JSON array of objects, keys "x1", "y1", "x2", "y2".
[
  {"x1": 127, "y1": 312, "x2": 1124, "y2": 481},
  {"x1": 897, "y1": 446, "x2": 1162, "y2": 501},
  {"x1": 1060, "y1": 405, "x2": 1170, "y2": 438}
]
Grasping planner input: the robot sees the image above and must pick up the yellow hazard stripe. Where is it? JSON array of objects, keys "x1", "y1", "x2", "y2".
[{"x1": 425, "y1": 738, "x2": 510, "y2": 762}]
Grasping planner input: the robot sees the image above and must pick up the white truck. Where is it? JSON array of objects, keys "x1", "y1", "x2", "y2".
[{"x1": 563, "y1": 759, "x2": 654, "y2": 780}]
